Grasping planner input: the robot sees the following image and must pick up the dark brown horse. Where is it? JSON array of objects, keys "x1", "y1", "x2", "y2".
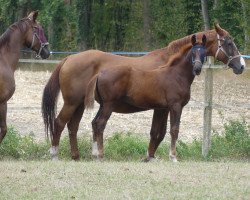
[
  {"x1": 0, "y1": 11, "x2": 50, "y2": 143},
  {"x1": 84, "y1": 35, "x2": 207, "y2": 162},
  {"x1": 42, "y1": 23, "x2": 245, "y2": 160}
]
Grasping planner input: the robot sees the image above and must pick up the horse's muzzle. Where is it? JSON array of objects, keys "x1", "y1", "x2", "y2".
[
  {"x1": 193, "y1": 64, "x2": 202, "y2": 76},
  {"x1": 229, "y1": 57, "x2": 245, "y2": 75},
  {"x1": 40, "y1": 46, "x2": 51, "y2": 59}
]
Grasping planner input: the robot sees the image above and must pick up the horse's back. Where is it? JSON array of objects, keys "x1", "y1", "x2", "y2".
[{"x1": 58, "y1": 50, "x2": 137, "y2": 103}]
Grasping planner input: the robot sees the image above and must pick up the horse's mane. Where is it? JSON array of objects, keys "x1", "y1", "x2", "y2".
[
  {"x1": 161, "y1": 42, "x2": 193, "y2": 68},
  {"x1": 147, "y1": 28, "x2": 228, "y2": 59},
  {"x1": 0, "y1": 18, "x2": 31, "y2": 47}
]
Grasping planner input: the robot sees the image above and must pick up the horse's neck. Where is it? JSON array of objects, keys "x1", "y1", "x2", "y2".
[
  {"x1": 148, "y1": 30, "x2": 217, "y2": 62},
  {"x1": 177, "y1": 52, "x2": 195, "y2": 84},
  {"x1": 0, "y1": 29, "x2": 25, "y2": 71},
  {"x1": 161, "y1": 51, "x2": 195, "y2": 85}
]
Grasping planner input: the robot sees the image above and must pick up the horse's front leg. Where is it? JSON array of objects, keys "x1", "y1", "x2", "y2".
[
  {"x1": 91, "y1": 103, "x2": 112, "y2": 160},
  {"x1": 0, "y1": 102, "x2": 7, "y2": 144},
  {"x1": 145, "y1": 109, "x2": 169, "y2": 162},
  {"x1": 169, "y1": 103, "x2": 183, "y2": 162}
]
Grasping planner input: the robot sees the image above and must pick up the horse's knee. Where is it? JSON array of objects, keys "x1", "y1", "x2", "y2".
[
  {"x1": 170, "y1": 126, "x2": 179, "y2": 137},
  {"x1": 91, "y1": 119, "x2": 98, "y2": 130},
  {"x1": 92, "y1": 118, "x2": 106, "y2": 133},
  {"x1": 54, "y1": 118, "x2": 66, "y2": 134}
]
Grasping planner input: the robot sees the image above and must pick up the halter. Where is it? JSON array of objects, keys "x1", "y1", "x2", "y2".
[
  {"x1": 29, "y1": 24, "x2": 49, "y2": 58},
  {"x1": 215, "y1": 34, "x2": 241, "y2": 67}
]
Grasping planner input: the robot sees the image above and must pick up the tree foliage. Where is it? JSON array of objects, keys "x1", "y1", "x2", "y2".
[{"x1": 0, "y1": 0, "x2": 249, "y2": 53}]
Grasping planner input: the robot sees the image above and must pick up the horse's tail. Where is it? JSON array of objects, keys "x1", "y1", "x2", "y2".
[
  {"x1": 85, "y1": 74, "x2": 98, "y2": 109},
  {"x1": 42, "y1": 57, "x2": 68, "y2": 140}
]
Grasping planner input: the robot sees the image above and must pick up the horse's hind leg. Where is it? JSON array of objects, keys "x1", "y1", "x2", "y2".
[
  {"x1": 169, "y1": 103, "x2": 182, "y2": 162},
  {"x1": 145, "y1": 109, "x2": 169, "y2": 162},
  {"x1": 67, "y1": 103, "x2": 85, "y2": 160},
  {"x1": 50, "y1": 103, "x2": 77, "y2": 160},
  {"x1": 0, "y1": 102, "x2": 7, "y2": 144},
  {"x1": 91, "y1": 103, "x2": 112, "y2": 160}
]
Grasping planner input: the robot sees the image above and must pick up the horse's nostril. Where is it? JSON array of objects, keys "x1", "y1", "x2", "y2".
[{"x1": 241, "y1": 65, "x2": 244, "y2": 70}]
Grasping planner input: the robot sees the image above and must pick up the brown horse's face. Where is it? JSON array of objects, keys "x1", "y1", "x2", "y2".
[
  {"x1": 25, "y1": 23, "x2": 50, "y2": 59},
  {"x1": 24, "y1": 11, "x2": 50, "y2": 59},
  {"x1": 216, "y1": 36, "x2": 245, "y2": 74},
  {"x1": 213, "y1": 23, "x2": 245, "y2": 75}
]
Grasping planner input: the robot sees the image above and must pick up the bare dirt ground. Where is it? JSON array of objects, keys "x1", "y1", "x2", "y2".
[{"x1": 7, "y1": 66, "x2": 250, "y2": 142}]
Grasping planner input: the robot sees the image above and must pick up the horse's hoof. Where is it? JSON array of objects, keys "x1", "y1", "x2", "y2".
[
  {"x1": 72, "y1": 155, "x2": 80, "y2": 161},
  {"x1": 142, "y1": 156, "x2": 156, "y2": 162},
  {"x1": 92, "y1": 155, "x2": 103, "y2": 162},
  {"x1": 169, "y1": 155, "x2": 178, "y2": 163},
  {"x1": 51, "y1": 156, "x2": 59, "y2": 161}
]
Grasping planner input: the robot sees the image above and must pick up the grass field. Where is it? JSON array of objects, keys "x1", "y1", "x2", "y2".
[{"x1": 0, "y1": 161, "x2": 249, "y2": 199}]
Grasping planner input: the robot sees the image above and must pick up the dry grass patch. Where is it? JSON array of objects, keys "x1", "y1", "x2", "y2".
[{"x1": 0, "y1": 161, "x2": 249, "y2": 199}]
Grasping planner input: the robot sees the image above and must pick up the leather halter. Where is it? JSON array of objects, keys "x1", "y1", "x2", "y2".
[
  {"x1": 28, "y1": 19, "x2": 49, "y2": 58},
  {"x1": 215, "y1": 34, "x2": 241, "y2": 67}
]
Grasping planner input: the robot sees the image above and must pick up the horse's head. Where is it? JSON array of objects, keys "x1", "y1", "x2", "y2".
[
  {"x1": 190, "y1": 34, "x2": 207, "y2": 76},
  {"x1": 25, "y1": 11, "x2": 50, "y2": 59},
  {"x1": 213, "y1": 23, "x2": 245, "y2": 74}
]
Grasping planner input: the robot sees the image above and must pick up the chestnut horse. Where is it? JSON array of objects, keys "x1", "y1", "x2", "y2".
[
  {"x1": 84, "y1": 35, "x2": 207, "y2": 162},
  {"x1": 0, "y1": 11, "x2": 50, "y2": 143},
  {"x1": 42, "y1": 23, "x2": 245, "y2": 160}
]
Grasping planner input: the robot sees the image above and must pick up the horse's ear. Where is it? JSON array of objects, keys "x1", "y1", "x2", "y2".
[
  {"x1": 191, "y1": 35, "x2": 196, "y2": 46},
  {"x1": 214, "y1": 22, "x2": 225, "y2": 36},
  {"x1": 27, "y1": 10, "x2": 39, "y2": 22},
  {"x1": 202, "y1": 34, "x2": 207, "y2": 46}
]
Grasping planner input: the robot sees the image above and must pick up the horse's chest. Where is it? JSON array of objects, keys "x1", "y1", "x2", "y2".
[
  {"x1": 163, "y1": 83, "x2": 191, "y2": 105},
  {"x1": 0, "y1": 72, "x2": 15, "y2": 102}
]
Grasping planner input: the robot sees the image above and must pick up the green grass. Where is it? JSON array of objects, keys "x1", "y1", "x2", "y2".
[
  {"x1": 0, "y1": 120, "x2": 249, "y2": 199},
  {"x1": 0, "y1": 161, "x2": 249, "y2": 200},
  {"x1": 0, "y1": 119, "x2": 249, "y2": 161}
]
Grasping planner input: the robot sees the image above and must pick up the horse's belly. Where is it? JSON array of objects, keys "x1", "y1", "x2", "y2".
[
  {"x1": 95, "y1": 97, "x2": 147, "y2": 113},
  {"x1": 121, "y1": 95, "x2": 166, "y2": 110},
  {"x1": 113, "y1": 103, "x2": 148, "y2": 113}
]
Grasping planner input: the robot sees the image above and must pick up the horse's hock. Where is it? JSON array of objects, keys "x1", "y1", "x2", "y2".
[{"x1": 8, "y1": 68, "x2": 249, "y2": 141}]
